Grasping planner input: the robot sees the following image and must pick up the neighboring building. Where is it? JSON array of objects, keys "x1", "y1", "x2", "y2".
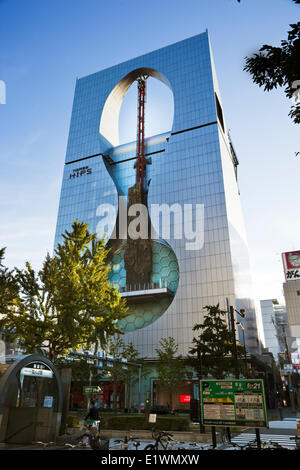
[
  {"x1": 282, "y1": 251, "x2": 300, "y2": 339},
  {"x1": 54, "y1": 32, "x2": 261, "y2": 406},
  {"x1": 260, "y1": 299, "x2": 294, "y2": 363},
  {"x1": 283, "y1": 281, "x2": 300, "y2": 339}
]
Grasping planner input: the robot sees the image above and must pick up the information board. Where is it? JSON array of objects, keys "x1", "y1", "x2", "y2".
[{"x1": 200, "y1": 379, "x2": 268, "y2": 428}]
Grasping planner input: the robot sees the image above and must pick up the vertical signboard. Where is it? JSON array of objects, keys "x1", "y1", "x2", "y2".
[
  {"x1": 282, "y1": 251, "x2": 300, "y2": 282},
  {"x1": 200, "y1": 379, "x2": 268, "y2": 428}
]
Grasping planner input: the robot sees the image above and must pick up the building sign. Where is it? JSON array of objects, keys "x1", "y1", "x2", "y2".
[
  {"x1": 282, "y1": 251, "x2": 300, "y2": 281},
  {"x1": 179, "y1": 394, "x2": 191, "y2": 403},
  {"x1": 69, "y1": 166, "x2": 92, "y2": 179},
  {"x1": 200, "y1": 379, "x2": 268, "y2": 428},
  {"x1": 290, "y1": 352, "x2": 300, "y2": 370}
]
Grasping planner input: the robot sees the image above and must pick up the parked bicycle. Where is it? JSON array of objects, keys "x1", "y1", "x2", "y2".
[
  {"x1": 228, "y1": 440, "x2": 258, "y2": 451},
  {"x1": 290, "y1": 436, "x2": 300, "y2": 450},
  {"x1": 74, "y1": 419, "x2": 109, "y2": 450},
  {"x1": 110, "y1": 434, "x2": 141, "y2": 450},
  {"x1": 144, "y1": 429, "x2": 175, "y2": 451},
  {"x1": 186, "y1": 441, "x2": 211, "y2": 450}
]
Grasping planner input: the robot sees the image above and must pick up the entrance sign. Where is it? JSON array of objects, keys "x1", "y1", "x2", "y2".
[
  {"x1": 21, "y1": 367, "x2": 53, "y2": 378},
  {"x1": 200, "y1": 379, "x2": 268, "y2": 428}
]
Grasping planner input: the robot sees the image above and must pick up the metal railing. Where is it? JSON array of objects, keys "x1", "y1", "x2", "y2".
[{"x1": 117, "y1": 279, "x2": 169, "y2": 293}]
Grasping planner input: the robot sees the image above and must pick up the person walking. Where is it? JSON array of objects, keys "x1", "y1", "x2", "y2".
[{"x1": 85, "y1": 400, "x2": 99, "y2": 421}]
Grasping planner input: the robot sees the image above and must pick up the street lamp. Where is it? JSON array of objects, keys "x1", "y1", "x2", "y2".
[
  {"x1": 278, "y1": 321, "x2": 295, "y2": 411},
  {"x1": 197, "y1": 348, "x2": 205, "y2": 434},
  {"x1": 236, "y1": 321, "x2": 248, "y2": 376},
  {"x1": 229, "y1": 306, "x2": 245, "y2": 379}
]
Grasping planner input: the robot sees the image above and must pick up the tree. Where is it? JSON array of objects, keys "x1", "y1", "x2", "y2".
[
  {"x1": 0, "y1": 221, "x2": 128, "y2": 361},
  {"x1": 102, "y1": 335, "x2": 128, "y2": 410},
  {"x1": 97, "y1": 335, "x2": 143, "y2": 411},
  {"x1": 0, "y1": 248, "x2": 20, "y2": 320},
  {"x1": 122, "y1": 342, "x2": 140, "y2": 410},
  {"x1": 188, "y1": 304, "x2": 246, "y2": 380},
  {"x1": 237, "y1": 0, "x2": 300, "y2": 123},
  {"x1": 155, "y1": 337, "x2": 186, "y2": 411}
]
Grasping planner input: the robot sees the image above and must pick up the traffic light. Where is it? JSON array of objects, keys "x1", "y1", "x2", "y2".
[{"x1": 145, "y1": 391, "x2": 151, "y2": 420}]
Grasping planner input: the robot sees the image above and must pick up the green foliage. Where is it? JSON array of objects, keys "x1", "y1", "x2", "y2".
[
  {"x1": 101, "y1": 415, "x2": 189, "y2": 431},
  {"x1": 54, "y1": 357, "x2": 100, "y2": 387},
  {"x1": 237, "y1": 1, "x2": 300, "y2": 123},
  {"x1": 0, "y1": 221, "x2": 128, "y2": 360},
  {"x1": 188, "y1": 304, "x2": 245, "y2": 379},
  {"x1": 0, "y1": 248, "x2": 20, "y2": 322},
  {"x1": 155, "y1": 337, "x2": 186, "y2": 410}
]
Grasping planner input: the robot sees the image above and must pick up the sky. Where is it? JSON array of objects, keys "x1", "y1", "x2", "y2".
[{"x1": 0, "y1": 0, "x2": 299, "y2": 311}]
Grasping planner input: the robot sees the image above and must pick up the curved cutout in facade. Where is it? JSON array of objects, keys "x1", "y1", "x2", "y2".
[{"x1": 99, "y1": 67, "x2": 172, "y2": 146}]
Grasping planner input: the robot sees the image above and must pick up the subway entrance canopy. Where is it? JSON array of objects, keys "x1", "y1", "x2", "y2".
[{"x1": 0, "y1": 354, "x2": 62, "y2": 444}]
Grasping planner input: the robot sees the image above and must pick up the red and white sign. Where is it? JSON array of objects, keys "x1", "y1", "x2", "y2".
[
  {"x1": 179, "y1": 394, "x2": 191, "y2": 403},
  {"x1": 282, "y1": 251, "x2": 300, "y2": 281}
]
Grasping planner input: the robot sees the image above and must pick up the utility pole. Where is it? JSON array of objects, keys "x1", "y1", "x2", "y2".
[
  {"x1": 236, "y1": 322, "x2": 248, "y2": 376},
  {"x1": 145, "y1": 390, "x2": 151, "y2": 423},
  {"x1": 230, "y1": 306, "x2": 240, "y2": 379},
  {"x1": 229, "y1": 306, "x2": 264, "y2": 448},
  {"x1": 280, "y1": 322, "x2": 295, "y2": 411},
  {"x1": 197, "y1": 348, "x2": 205, "y2": 434},
  {"x1": 138, "y1": 365, "x2": 142, "y2": 414},
  {"x1": 229, "y1": 306, "x2": 246, "y2": 379}
]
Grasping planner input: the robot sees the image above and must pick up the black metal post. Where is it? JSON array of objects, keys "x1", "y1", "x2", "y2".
[
  {"x1": 237, "y1": 322, "x2": 248, "y2": 377},
  {"x1": 230, "y1": 306, "x2": 239, "y2": 379},
  {"x1": 242, "y1": 328, "x2": 247, "y2": 376},
  {"x1": 197, "y1": 348, "x2": 205, "y2": 434},
  {"x1": 212, "y1": 426, "x2": 217, "y2": 448},
  {"x1": 255, "y1": 428, "x2": 261, "y2": 450},
  {"x1": 226, "y1": 427, "x2": 231, "y2": 443}
]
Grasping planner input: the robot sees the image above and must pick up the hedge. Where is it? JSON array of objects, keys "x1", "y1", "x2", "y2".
[{"x1": 101, "y1": 415, "x2": 189, "y2": 431}]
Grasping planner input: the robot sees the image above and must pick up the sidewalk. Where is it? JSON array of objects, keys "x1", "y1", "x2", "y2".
[{"x1": 1, "y1": 409, "x2": 299, "y2": 450}]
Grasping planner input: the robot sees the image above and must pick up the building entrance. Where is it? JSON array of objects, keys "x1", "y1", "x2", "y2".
[{"x1": 0, "y1": 354, "x2": 62, "y2": 444}]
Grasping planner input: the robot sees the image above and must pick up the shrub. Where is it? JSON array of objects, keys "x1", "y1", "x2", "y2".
[{"x1": 101, "y1": 415, "x2": 189, "y2": 431}]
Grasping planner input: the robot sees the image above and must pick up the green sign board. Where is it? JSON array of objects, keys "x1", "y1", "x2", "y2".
[
  {"x1": 200, "y1": 379, "x2": 268, "y2": 428},
  {"x1": 83, "y1": 386, "x2": 100, "y2": 394}
]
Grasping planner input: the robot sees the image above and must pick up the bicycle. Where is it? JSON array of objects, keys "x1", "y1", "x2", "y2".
[
  {"x1": 110, "y1": 434, "x2": 141, "y2": 450},
  {"x1": 33, "y1": 441, "x2": 59, "y2": 449},
  {"x1": 184, "y1": 441, "x2": 210, "y2": 450},
  {"x1": 165, "y1": 439, "x2": 187, "y2": 450},
  {"x1": 290, "y1": 436, "x2": 300, "y2": 450},
  {"x1": 143, "y1": 429, "x2": 175, "y2": 451},
  {"x1": 74, "y1": 419, "x2": 109, "y2": 450},
  {"x1": 227, "y1": 440, "x2": 258, "y2": 450}
]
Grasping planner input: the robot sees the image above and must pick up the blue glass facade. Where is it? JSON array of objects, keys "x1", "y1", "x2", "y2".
[{"x1": 54, "y1": 32, "x2": 260, "y2": 358}]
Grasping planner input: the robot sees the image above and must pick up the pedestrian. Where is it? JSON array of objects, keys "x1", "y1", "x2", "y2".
[{"x1": 85, "y1": 400, "x2": 99, "y2": 421}]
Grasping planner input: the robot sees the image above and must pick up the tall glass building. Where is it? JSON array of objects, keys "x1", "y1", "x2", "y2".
[{"x1": 54, "y1": 32, "x2": 260, "y2": 363}]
